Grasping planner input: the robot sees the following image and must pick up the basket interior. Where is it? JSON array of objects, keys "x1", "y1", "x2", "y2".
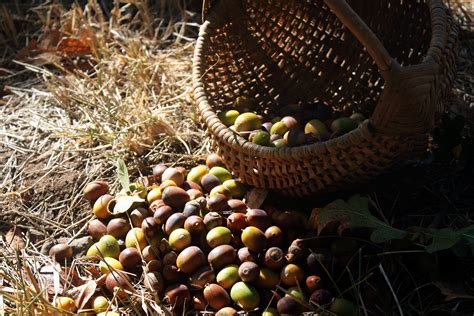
[{"x1": 202, "y1": 0, "x2": 432, "y2": 118}]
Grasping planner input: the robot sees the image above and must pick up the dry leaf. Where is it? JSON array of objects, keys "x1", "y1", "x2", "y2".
[
  {"x1": 37, "y1": 29, "x2": 62, "y2": 51},
  {"x1": 38, "y1": 263, "x2": 64, "y2": 295},
  {"x1": 245, "y1": 188, "x2": 268, "y2": 209},
  {"x1": 5, "y1": 227, "x2": 25, "y2": 250},
  {"x1": 67, "y1": 280, "x2": 97, "y2": 311},
  {"x1": 57, "y1": 38, "x2": 91, "y2": 54}
]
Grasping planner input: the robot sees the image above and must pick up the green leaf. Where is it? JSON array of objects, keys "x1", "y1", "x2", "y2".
[
  {"x1": 425, "y1": 228, "x2": 461, "y2": 253},
  {"x1": 314, "y1": 195, "x2": 407, "y2": 243},
  {"x1": 116, "y1": 158, "x2": 130, "y2": 191},
  {"x1": 113, "y1": 195, "x2": 145, "y2": 214}
]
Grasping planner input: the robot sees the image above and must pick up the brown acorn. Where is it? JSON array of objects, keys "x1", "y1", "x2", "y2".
[
  {"x1": 203, "y1": 283, "x2": 231, "y2": 310},
  {"x1": 118, "y1": 248, "x2": 141, "y2": 270},
  {"x1": 277, "y1": 296, "x2": 299, "y2": 315},
  {"x1": 163, "y1": 265, "x2": 182, "y2": 283},
  {"x1": 237, "y1": 247, "x2": 258, "y2": 263},
  {"x1": 130, "y1": 207, "x2": 149, "y2": 227},
  {"x1": 83, "y1": 180, "x2": 109, "y2": 202},
  {"x1": 164, "y1": 284, "x2": 190, "y2": 310},
  {"x1": 264, "y1": 247, "x2": 286, "y2": 270},
  {"x1": 162, "y1": 186, "x2": 190, "y2": 210},
  {"x1": 227, "y1": 213, "x2": 247, "y2": 232},
  {"x1": 182, "y1": 200, "x2": 201, "y2": 217},
  {"x1": 164, "y1": 213, "x2": 186, "y2": 235},
  {"x1": 207, "y1": 194, "x2": 230, "y2": 213},
  {"x1": 206, "y1": 154, "x2": 225, "y2": 169},
  {"x1": 193, "y1": 292, "x2": 207, "y2": 310},
  {"x1": 87, "y1": 219, "x2": 107, "y2": 240},
  {"x1": 105, "y1": 271, "x2": 132, "y2": 298},
  {"x1": 153, "y1": 205, "x2": 174, "y2": 225},
  {"x1": 208, "y1": 245, "x2": 237, "y2": 270},
  {"x1": 176, "y1": 246, "x2": 206, "y2": 274},
  {"x1": 107, "y1": 218, "x2": 131, "y2": 239},
  {"x1": 203, "y1": 212, "x2": 224, "y2": 230},
  {"x1": 227, "y1": 199, "x2": 247, "y2": 213},
  {"x1": 144, "y1": 271, "x2": 164, "y2": 294},
  {"x1": 216, "y1": 307, "x2": 238, "y2": 316},
  {"x1": 152, "y1": 164, "x2": 167, "y2": 177},
  {"x1": 145, "y1": 259, "x2": 163, "y2": 273},
  {"x1": 142, "y1": 245, "x2": 160, "y2": 262},
  {"x1": 238, "y1": 261, "x2": 260, "y2": 282},
  {"x1": 161, "y1": 168, "x2": 185, "y2": 187},
  {"x1": 190, "y1": 265, "x2": 216, "y2": 289},
  {"x1": 49, "y1": 244, "x2": 73, "y2": 262},
  {"x1": 245, "y1": 209, "x2": 271, "y2": 230},
  {"x1": 184, "y1": 216, "x2": 206, "y2": 235},
  {"x1": 201, "y1": 174, "x2": 221, "y2": 193},
  {"x1": 265, "y1": 226, "x2": 284, "y2": 247},
  {"x1": 163, "y1": 251, "x2": 178, "y2": 266},
  {"x1": 280, "y1": 264, "x2": 305, "y2": 286},
  {"x1": 306, "y1": 275, "x2": 323, "y2": 292}
]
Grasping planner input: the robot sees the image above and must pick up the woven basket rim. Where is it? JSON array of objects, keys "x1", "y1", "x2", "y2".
[{"x1": 192, "y1": 0, "x2": 451, "y2": 160}]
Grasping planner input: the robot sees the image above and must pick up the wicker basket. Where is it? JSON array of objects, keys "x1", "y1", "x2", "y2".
[{"x1": 192, "y1": 0, "x2": 458, "y2": 197}]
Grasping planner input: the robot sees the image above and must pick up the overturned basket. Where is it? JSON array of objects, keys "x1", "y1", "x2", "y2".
[{"x1": 192, "y1": 0, "x2": 458, "y2": 197}]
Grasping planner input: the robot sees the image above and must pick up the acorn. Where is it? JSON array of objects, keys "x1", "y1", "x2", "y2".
[
  {"x1": 141, "y1": 216, "x2": 159, "y2": 237},
  {"x1": 306, "y1": 275, "x2": 323, "y2": 292},
  {"x1": 187, "y1": 165, "x2": 208, "y2": 186},
  {"x1": 107, "y1": 218, "x2": 131, "y2": 239},
  {"x1": 190, "y1": 265, "x2": 216, "y2": 289},
  {"x1": 184, "y1": 215, "x2": 206, "y2": 234},
  {"x1": 169, "y1": 228, "x2": 192, "y2": 251},
  {"x1": 238, "y1": 261, "x2": 260, "y2": 282},
  {"x1": 87, "y1": 219, "x2": 107, "y2": 240},
  {"x1": 204, "y1": 212, "x2": 224, "y2": 230},
  {"x1": 176, "y1": 246, "x2": 206, "y2": 274},
  {"x1": 262, "y1": 307, "x2": 280, "y2": 316},
  {"x1": 206, "y1": 154, "x2": 225, "y2": 168},
  {"x1": 182, "y1": 200, "x2": 201, "y2": 217},
  {"x1": 92, "y1": 194, "x2": 114, "y2": 219},
  {"x1": 264, "y1": 247, "x2": 286, "y2": 270},
  {"x1": 118, "y1": 248, "x2": 141, "y2": 270},
  {"x1": 241, "y1": 226, "x2": 267, "y2": 253},
  {"x1": 163, "y1": 265, "x2": 182, "y2": 283},
  {"x1": 152, "y1": 164, "x2": 167, "y2": 177},
  {"x1": 245, "y1": 209, "x2": 271, "y2": 230},
  {"x1": 310, "y1": 289, "x2": 333, "y2": 306},
  {"x1": 227, "y1": 213, "x2": 247, "y2": 232},
  {"x1": 227, "y1": 199, "x2": 247, "y2": 213},
  {"x1": 204, "y1": 283, "x2": 231, "y2": 310},
  {"x1": 187, "y1": 189, "x2": 203, "y2": 200},
  {"x1": 105, "y1": 271, "x2": 132, "y2": 298},
  {"x1": 162, "y1": 186, "x2": 190, "y2": 210},
  {"x1": 280, "y1": 264, "x2": 305, "y2": 286},
  {"x1": 145, "y1": 259, "x2": 163, "y2": 273},
  {"x1": 164, "y1": 213, "x2": 186, "y2": 236},
  {"x1": 216, "y1": 265, "x2": 239, "y2": 289},
  {"x1": 257, "y1": 268, "x2": 280, "y2": 289},
  {"x1": 144, "y1": 271, "x2": 164, "y2": 294},
  {"x1": 210, "y1": 185, "x2": 233, "y2": 199},
  {"x1": 164, "y1": 284, "x2": 190, "y2": 310},
  {"x1": 130, "y1": 207, "x2": 149, "y2": 227},
  {"x1": 192, "y1": 292, "x2": 207, "y2": 310},
  {"x1": 237, "y1": 247, "x2": 258, "y2": 263},
  {"x1": 208, "y1": 245, "x2": 237, "y2": 270},
  {"x1": 158, "y1": 238, "x2": 171, "y2": 255},
  {"x1": 277, "y1": 296, "x2": 299, "y2": 315},
  {"x1": 161, "y1": 167, "x2": 185, "y2": 187},
  {"x1": 207, "y1": 193, "x2": 230, "y2": 213},
  {"x1": 49, "y1": 244, "x2": 73, "y2": 262},
  {"x1": 329, "y1": 298, "x2": 358, "y2": 316},
  {"x1": 265, "y1": 226, "x2": 284, "y2": 247},
  {"x1": 142, "y1": 245, "x2": 160, "y2": 262},
  {"x1": 307, "y1": 251, "x2": 333, "y2": 275},
  {"x1": 201, "y1": 174, "x2": 221, "y2": 193},
  {"x1": 216, "y1": 307, "x2": 238, "y2": 316},
  {"x1": 230, "y1": 282, "x2": 260, "y2": 310},
  {"x1": 125, "y1": 227, "x2": 147, "y2": 250},
  {"x1": 83, "y1": 180, "x2": 109, "y2": 202},
  {"x1": 163, "y1": 251, "x2": 178, "y2": 266},
  {"x1": 286, "y1": 239, "x2": 306, "y2": 263},
  {"x1": 153, "y1": 205, "x2": 174, "y2": 225},
  {"x1": 54, "y1": 297, "x2": 77, "y2": 313},
  {"x1": 207, "y1": 226, "x2": 232, "y2": 248}
]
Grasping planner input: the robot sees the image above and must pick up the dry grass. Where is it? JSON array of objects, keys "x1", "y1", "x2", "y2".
[
  {"x1": 0, "y1": 1, "x2": 208, "y2": 314},
  {"x1": 0, "y1": 0, "x2": 473, "y2": 315}
]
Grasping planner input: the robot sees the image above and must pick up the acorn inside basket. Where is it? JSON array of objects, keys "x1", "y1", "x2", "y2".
[{"x1": 192, "y1": 0, "x2": 458, "y2": 197}]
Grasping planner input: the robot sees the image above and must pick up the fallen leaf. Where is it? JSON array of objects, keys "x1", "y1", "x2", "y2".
[
  {"x1": 113, "y1": 195, "x2": 145, "y2": 214},
  {"x1": 37, "y1": 29, "x2": 62, "y2": 51},
  {"x1": 434, "y1": 281, "x2": 474, "y2": 301},
  {"x1": 67, "y1": 280, "x2": 97, "y2": 311},
  {"x1": 5, "y1": 227, "x2": 25, "y2": 250},
  {"x1": 245, "y1": 188, "x2": 268, "y2": 209},
  {"x1": 57, "y1": 37, "x2": 91, "y2": 54}
]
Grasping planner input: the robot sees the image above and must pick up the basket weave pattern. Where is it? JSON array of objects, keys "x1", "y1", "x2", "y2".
[{"x1": 193, "y1": 0, "x2": 458, "y2": 196}]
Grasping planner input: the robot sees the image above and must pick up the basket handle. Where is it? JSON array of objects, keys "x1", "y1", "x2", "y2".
[{"x1": 323, "y1": 0, "x2": 395, "y2": 72}]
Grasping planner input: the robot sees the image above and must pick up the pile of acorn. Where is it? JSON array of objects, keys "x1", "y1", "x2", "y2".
[
  {"x1": 217, "y1": 96, "x2": 365, "y2": 147},
  {"x1": 48, "y1": 154, "x2": 359, "y2": 316}
]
